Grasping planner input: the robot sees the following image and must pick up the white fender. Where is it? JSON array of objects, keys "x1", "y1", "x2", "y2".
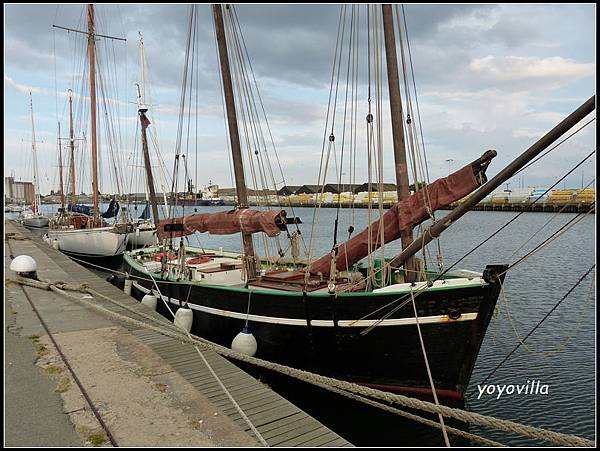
[
  {"x1": 141, "y1": 294, "x2": 157, "y2": 310},
  {"x1": 231, "y1": 327, "x2": 258, "y2": 357},
  {"x1": 174, "y1": 307, "x2": 193, "y2": 333}
]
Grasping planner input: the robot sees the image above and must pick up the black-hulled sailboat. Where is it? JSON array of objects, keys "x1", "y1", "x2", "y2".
[{"x1": 122, "y1": 4, "x2": 595, "y2": 404}]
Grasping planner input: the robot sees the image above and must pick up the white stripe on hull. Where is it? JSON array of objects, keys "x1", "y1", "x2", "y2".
[
  {"x1": 133, "y1": 281, "x2": 477, "y2": 327},
  {"x1": 45, "y1": 227, "x2": 128, "y2": 257}
]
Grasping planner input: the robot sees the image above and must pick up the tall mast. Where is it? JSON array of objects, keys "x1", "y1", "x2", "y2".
[
  {"x1": 58, "y1": 121, "x2": 65, "y2": 209},
  {"x1": 52, "y1": 6, "x2": 126, "y2": 212},
  {"x1": 137, "y1": 32, "x2": 161, "y2": 230},
  {"x1": 381, "y1": 4, "x2": 416, "y2": 282},
  {"x1": 212, "y1": 4, "x2": 256, "y2": 279},
  {"x1": 68, "y1": 89, "x2": 77, "y2": 206},
  {"x1": 29, "y1": 92, "x2": 40, "y2": 214},
  {"x1": 139, "y1": 32, "x2": 146, "y2": 110},
  {"x1": 87, "y1": 4, "x2": 99, "y2": 219}
]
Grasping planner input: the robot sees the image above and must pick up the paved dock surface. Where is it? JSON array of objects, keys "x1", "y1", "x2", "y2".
[{"x1": 5, "y1": 220, "x2": 352, "y2": 447}]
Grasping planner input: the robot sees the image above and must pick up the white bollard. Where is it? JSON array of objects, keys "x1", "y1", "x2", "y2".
[
  {"x1": 124, "y1": 279, "x2": 133, "y2": 296},
  {"x1": 141, "y1": 294, "x2": 157, "y2": 310},
  {"x1": 174, "y1": 307, "x2": 193, "y2": 333},
  {"x1": 10, "y1": 255, "x2": 38, "y2": 279},
  {"x1": 52, "y1": 239, "x2": 60, "y2": 250}
]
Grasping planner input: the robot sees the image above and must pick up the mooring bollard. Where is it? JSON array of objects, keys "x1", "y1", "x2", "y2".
[
  {"x1": 124, "y1": 278, "x2": 132, "y2": 296},
  {"x1": 10, "y1": 255, "x2": 38, "y2": 280}
]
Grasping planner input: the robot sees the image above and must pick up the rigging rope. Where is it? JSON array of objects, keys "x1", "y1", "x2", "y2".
[
  {"x1": 409, "y1": 288, "x2": 451, "y2": 446},
  {"x1": 479, "y1": 264, "x2": 596, "y2": 386},
  {"x1": 506, "y1": 178, "x2": 596, "y2": 261}
]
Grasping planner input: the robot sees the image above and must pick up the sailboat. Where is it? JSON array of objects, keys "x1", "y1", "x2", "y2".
[
  {"x1": 126, "y1": 32, "x2": 161, "y2": 249},
  {"x1": 43, "y1": 4, "x2": 130, "y2": 259},
  {"x1": 121, "y1": 4, "x2": 594, "y2": 405},
  {"x1": 19, "y1": 93, "x2": 49, "y2": 228}
]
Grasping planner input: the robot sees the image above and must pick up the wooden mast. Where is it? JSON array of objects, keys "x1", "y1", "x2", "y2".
[
  {"x1": 58, "y1": 121, "x2": 65, "y2": 209},
  {"x1": 137, "y1": 32, "x2": 161, "y2": 230},
  {"x1": 87, "y1": 4, "x2": 99, "y2": 220},
  {"x1": 68, "y1": 89, "x2": 77, "y2": 206},
  {"x1": 52, "y1": 6, "x2": 126, "y2": 214},
  {"x1": 381, "y1": 4, "x2": 416, "y2": 282},
  {"x1": 212, "y1": 4, "x2": 256, "y2": 279}
]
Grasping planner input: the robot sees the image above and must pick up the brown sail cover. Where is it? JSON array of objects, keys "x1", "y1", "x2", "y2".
[
  {"x1": 157, "y1": 209, "x2": 286, "y2": 240},
  {"x1": 308, "y1": 163, "x2": 481, "y2": 276}
]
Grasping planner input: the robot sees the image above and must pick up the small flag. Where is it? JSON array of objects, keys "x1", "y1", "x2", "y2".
[{"x1": 140, "y1": 112, "x2": 151, "y2": 129}]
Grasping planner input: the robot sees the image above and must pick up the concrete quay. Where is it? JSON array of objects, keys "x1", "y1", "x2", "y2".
[{"x1": 4, "y1": 220, "x2": 352, "y2": 447}]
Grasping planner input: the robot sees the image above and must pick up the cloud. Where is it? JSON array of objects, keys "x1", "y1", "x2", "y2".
[
  {"x1": 469, "y1": 56, "x2": 595, "y2": 88},
  {"x1": 5, "y1": 75, "x2": 44, "y2": 94},
  {"x1": 4, "y1": 4, "x2": 596, "y2": 195}
]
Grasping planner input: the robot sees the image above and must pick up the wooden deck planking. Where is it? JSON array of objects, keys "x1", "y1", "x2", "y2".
[{"x1": 261, "y1": 415, "x2": 320, "y2": 441}]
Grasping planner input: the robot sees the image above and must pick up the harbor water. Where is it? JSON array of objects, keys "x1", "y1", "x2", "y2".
[{"x1": 21, "y1": 204, "x2": 596, "y2": 446}]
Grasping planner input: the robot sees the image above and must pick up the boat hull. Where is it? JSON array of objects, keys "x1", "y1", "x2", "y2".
[
  {"x1": 44, "y1": 226, "x2": 128, "y2": 257},
  {"x1": 127, "y1": 223, "x2": 157, "y2": 248},
  {"x1": 21, "y1": 216, "x2": 49, "y2": 228},
  {"x1": 124, "y1": 252, "x2": 505, "y2": 403}
]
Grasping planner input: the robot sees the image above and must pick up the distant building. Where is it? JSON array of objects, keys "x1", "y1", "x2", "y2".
[
  {"x1": 295, "y1": 184, "x2": 339, "y2": 195},
  {"x1": 277, "y1": 185, "x2": 301, "y2": 196},
  {"x1": 4, "y1": 176, "x2": 14, "y2": 200},
  {"x1": 275, "y1": 183, "x2": 398, "y2": 195},
  {"x1": 352, "y1": 182, "x2": 397, "y2": 193},
  {"x1": 5, "y1": 177, "x2": 34, "y2": 204}
]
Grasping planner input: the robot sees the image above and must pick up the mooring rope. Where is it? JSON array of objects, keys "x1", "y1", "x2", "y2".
[{"x1": 6, "y1": 275, "x2": 594, "y2": 447}]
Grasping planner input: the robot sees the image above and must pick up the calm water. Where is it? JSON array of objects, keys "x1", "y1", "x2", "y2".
[{"x1": 19, "y1": 204, "x2": 596, "y2": 446}]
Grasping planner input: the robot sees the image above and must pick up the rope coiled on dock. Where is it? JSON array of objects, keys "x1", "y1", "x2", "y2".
[{"x1": 8, "y1": 275, "x2": 595, "y2": 447}]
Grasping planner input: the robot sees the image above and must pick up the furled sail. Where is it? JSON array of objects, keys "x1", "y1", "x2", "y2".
[
  {"x1": 67, "y1": 198, "x2": 120, "y2": 219},
  {"x1": 157, "y1": 208, "x2": 288, "y2": 240},
  {"x1": 138, "y1": 201, "x2": 151, "y2": 220},
  {"x1": 308, "y1": 150, "x2": 496, "y2": 277},
  {"x1": 101, "y1": 198, "x2": 120, "y2": 219},
  {"x1": 67, "y1": 203, "x2": 92, "y2": 216}
]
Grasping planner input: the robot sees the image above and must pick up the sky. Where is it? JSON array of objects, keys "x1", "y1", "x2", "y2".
[{"x1": 4, "y1": 3, "x2": 596, "y2": 196}]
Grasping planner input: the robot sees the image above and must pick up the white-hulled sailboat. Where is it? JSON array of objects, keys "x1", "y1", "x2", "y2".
[
  {"x1": 44, "y1": 4, "x2": 130, "y2": 259},
  {"x1": 19, "y1": 93, "x2": 49, "y2": 228}
]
